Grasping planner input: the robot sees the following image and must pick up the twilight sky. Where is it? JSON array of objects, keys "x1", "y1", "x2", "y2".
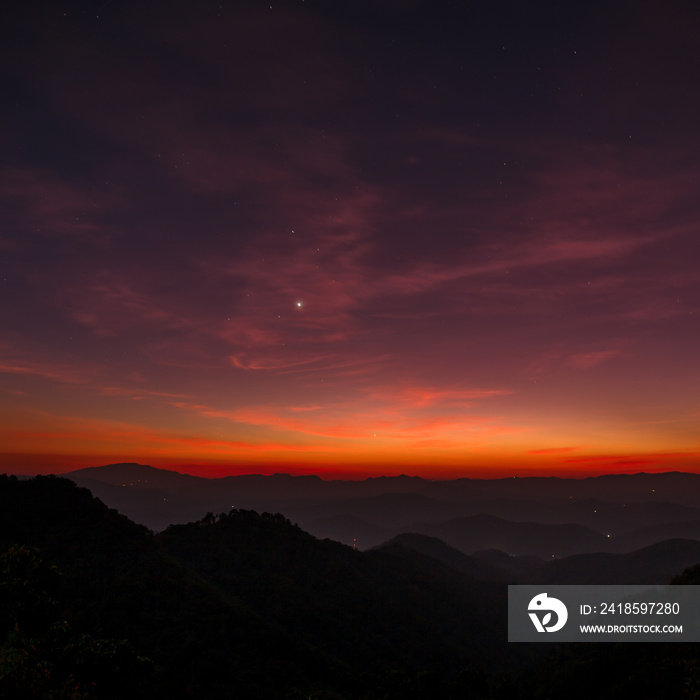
[{"x1": 1, "y1": 0, "x2": 699, "y2": 478}]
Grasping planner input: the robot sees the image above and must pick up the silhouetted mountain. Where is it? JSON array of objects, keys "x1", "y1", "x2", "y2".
[
  {"x1": 296, "y1": 496, "x2": 700, "y2": 549},
  {"x1": 65, "y1": 462, "x2": 200, "y2": 488},
  {"x1": 609, "y1": 520, "x2": 700, "y2": 552},
  {"x1": 292, "y1": 490, "x2": 461, "y2": 526},
  {"x1": 65, "y1": 464, "x2": 429, "y2": 533},
  {"x1": 376, "y1": 533, "x2": 700, "y2": 586},
  {"x1": 412, "y1": 513, "x2": 607, "y2": 557},
  {"x1": 0, "y1": 475, "x2": 274, "y2": 697},
  {"x1": 373, "y1": 533, "x2": 512, "y2": 581},
  {"x1": 5, "y1": 473, "x2": 700, "y2": 699},
  {"x1": 419, "y1": 472, "x2": 700, "y2": 507},
  {"x1": 472, "y1": 549, "x2": 544, "y2": 580},
  {"x1": 537, "y1": 538, "x2": 700, "y2": 584},
  {"x1": 0, "y1": 474, "x2": 520, "y2": 698},
  {"x1": 61, "y1": 465, "x2": 700, "y2": 558},
  {"x1": 298, "y1": 512, "x2": 395, "y2": 549},
  {"x1": 434, "y1": 497, "x2": 700, "y2": 534},
  {"x1": 156, "y1": 510, "x2": 513, "y2": 680}
]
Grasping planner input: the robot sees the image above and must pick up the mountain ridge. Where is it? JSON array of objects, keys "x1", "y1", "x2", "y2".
[{"x1": 51, "y1": 464, "x2": 700, "y2": 557}]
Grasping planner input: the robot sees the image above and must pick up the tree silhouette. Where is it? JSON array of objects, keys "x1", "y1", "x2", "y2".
[{"x1": 0, "y1": 545, "x2": 151, "y2": 700}]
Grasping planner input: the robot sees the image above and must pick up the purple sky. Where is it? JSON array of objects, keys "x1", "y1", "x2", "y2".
[{"x1": 1, "y1": 0, "x2": 699, "y2": 477}]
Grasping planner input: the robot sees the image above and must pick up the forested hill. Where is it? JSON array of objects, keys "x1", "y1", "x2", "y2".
[
  {"x1": 0, "y1": 474, "x2": 508, "y2": 699},
  {"x1": 3, "y1": 474, "x2": 700, "y2": 700}
]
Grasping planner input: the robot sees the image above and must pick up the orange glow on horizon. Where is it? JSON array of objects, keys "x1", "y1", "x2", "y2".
[
  {"x1": 2, "y1": 2, "x2": 699, "y2": 485},
  {"x1": 1, "y1": 387, "x2": 698, "y2": 479}
]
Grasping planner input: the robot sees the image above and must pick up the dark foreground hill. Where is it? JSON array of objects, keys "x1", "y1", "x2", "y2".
[
  {"x1": 4, "y1": 474, "x2": 700, "y2": 700},
  {"x1": 0, "y1": 474, "x2": 517, "y2": 699}
]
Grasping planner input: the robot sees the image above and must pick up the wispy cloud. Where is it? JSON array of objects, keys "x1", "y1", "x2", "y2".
[
  {"x1": 529, "y1": 447, "x2": 580, "y2": 455},
  {"x1": 567, "y1": 350, "x2": 623, "y2": 370}
]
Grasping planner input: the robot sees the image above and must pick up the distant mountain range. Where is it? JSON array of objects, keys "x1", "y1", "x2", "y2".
[
  {"x1": 377, "y1": 533, "x2": 700, "y2": 585},
  {"x1": 61, "y1": 463, "x2": 700, "y2": 559},
  {"x1": 3, "y1": 472, "x2": 700, "y2": 698}
]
